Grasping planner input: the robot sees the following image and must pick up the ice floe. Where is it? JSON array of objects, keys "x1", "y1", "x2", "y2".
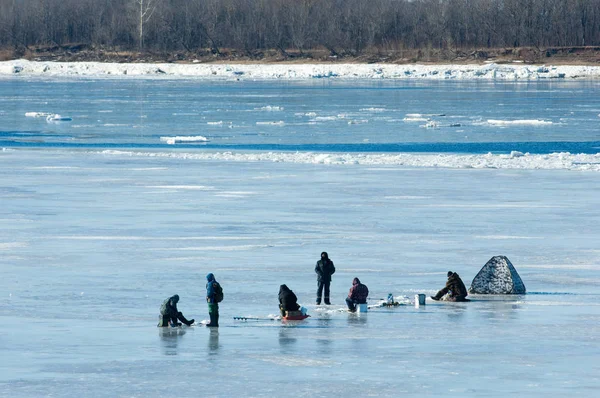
[
  {"x1": 3, "y1": 60, "x2": 600, "y2": 80},
  {"x1": 25, "y1": 112, "x2": 53, "y2": 117},
  {"x1": 256, "y1": 121, "x2": 285, "y2": 126},
  {"x1": 159, "y1": 136, "x2": 209, "y2": 144},
  {"x1": 46, "y1": 114, "x2": 72, "y2": 122},
  {"x1": 256, "y1": 106, "x2": 284, "y2": 111},
  {"x1": 26, "y1": 111, "x2": 72, "y2": 121}
]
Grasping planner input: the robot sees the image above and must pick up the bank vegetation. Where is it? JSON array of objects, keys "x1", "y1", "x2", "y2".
[{"x1": 1, "y1": 0, "x2": 599, "y2": 63}]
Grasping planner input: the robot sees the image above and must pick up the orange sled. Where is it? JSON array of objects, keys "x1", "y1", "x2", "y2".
[{"x1": 282, "y1": 310, "x2": 310, "y2": 321}]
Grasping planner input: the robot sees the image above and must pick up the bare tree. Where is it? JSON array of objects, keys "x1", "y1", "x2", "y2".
[{"x1": 134, "y1": 0, "x2": 158, "y2": 51}]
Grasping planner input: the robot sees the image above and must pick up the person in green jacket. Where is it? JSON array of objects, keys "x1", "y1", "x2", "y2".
[{"x1": 157, "y1": 295, "x2": 194, "y2": 327}]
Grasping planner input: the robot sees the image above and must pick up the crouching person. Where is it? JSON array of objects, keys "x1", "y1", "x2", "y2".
[
  {"x1": 346, "y1": 277, "x2": 369, "y2": 312},
  {"x1": 431, "y1": 271, "x2": 469, "y2": 302},
  {"x1": 158, "y1": 294, "x2": 194, "y2": 327},
  {"x1": 278, "y1": 284, "x2": 300, "y2": 317}
]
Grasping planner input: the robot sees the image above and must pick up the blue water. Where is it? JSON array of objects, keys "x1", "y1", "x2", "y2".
[{"x1": 1, "y1": 79, "x2": 599, "y2": 153}]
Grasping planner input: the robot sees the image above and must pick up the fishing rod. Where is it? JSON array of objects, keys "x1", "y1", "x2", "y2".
[{"x1": 233, "y1": 316, "x2": 277, "y2": 321}]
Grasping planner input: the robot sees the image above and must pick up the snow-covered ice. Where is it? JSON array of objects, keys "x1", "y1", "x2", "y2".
[{"x1": 2, "y1": 59, "x2": 600, "y2": 80}]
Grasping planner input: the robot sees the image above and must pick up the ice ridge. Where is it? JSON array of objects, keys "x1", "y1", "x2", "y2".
[{"x1": 3, "y1": 60, "x2": 600, "y2": 80}]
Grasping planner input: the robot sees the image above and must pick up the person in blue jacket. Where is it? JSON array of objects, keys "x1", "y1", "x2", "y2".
[{"x1": 206, "y1": 273, "x2": 222, "y2": 327}]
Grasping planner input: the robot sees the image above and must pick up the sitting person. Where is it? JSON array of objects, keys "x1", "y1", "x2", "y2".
[
  {"x1": 346, "y1": 277, "x2": 369, "y2": 312},
  {"x1": 157, "y1": 294, "x2": 194, "y2": 327},
  {"x1": 431, "y1": 271, "x2": 469, "y2": 302},
  {"x1": 278, "y1": 284, "x2": 300, "y2": 317}
]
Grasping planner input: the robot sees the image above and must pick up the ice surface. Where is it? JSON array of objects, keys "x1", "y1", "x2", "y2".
[
  {"x1": 1, "y1": 77, "x2": 600, "y2": 397},
  {"x1": 1, "y1": 149, "x2": 600, "y2": 397}
]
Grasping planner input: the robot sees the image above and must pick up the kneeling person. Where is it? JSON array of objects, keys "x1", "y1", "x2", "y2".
[
  {"x1": 346, "y1": 277, "x2": 369, "y2": 312},
  {"x1": 278, "y1": 284, "x2": 300, "y2": 317},
  {"x1": 431, "y1": 271, "x2": 468, "y2": 302},
  {"x1": 158, "y1": 294, "x2": 194, "y2": 327}
]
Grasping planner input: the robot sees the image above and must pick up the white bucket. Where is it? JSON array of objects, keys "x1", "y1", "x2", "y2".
[
  {"x1": 357, "y1": 303, "x2": 368, "y2": 313},
  {"x1": 415, "y1": 294, "x2": 426, "y2": 308}
]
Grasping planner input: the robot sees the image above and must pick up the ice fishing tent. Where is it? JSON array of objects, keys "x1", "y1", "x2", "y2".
[{"x1": 469, "y1": 256, "x2": 526, "y2": 294}]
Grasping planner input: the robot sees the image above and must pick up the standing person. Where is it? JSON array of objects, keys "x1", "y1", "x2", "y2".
[
  {"x1": 157, "y1": 294, "x2": 194, "y2": 327},
  {"x1": 431, "y1": 271, "x2": 469, "y2": 302},
  {"x1": 278, "y1": 284, "x2": 300, "y2": 317},
  {"x1": 206, "y1": 273, "x2": 223, "y2": 327},
  {"x1": 345, "y1": 277, "x2": 369, "y2": 312},
  {"x1": 315, "y1": 251, "x2": 336, "y2": 305}
]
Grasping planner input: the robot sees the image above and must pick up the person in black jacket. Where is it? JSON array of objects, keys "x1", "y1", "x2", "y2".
[
  {"x1": 278, "y1": 284, "x2": 300, "y2": 317},
  {"x1": 431, "y1": 271, "x2": 469, "y2": 302},
  {"x1": 157, "y1": 295, "x2": 194, "y2": 327},
  {"x1": 315, "y1": 251, "x2": 336, "y2": 305}
]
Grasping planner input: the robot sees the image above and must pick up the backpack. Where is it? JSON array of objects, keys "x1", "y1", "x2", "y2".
[{"x1": 213, "y1": 282, "x2": 224, "y2": 303}]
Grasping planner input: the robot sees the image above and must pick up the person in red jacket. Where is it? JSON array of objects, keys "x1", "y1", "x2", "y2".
[{"x1": 346, "y1": 277, "x2": 369, "y2": 312}]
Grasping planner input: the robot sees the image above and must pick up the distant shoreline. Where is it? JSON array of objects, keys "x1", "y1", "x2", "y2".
[{"x1": 2, "y1": 59, "x2": 600, "y2": 80}]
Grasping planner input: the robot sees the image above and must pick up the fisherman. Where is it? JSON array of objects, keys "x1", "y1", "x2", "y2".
[
  {"x1": 315, "y1": 251, "x2": 336, "y2": 305},
  {"x1": 431, "y1": 271, "x2": 469, "y2": 302},
  {"x1": 278, "y1": 284, "x2": 300, "y2": 317},
  {"x1": 157, "y1": 294, "x2": 194, "y2": 327},
  {"x1": 206, "y1": 273, "x2": 223, "y2": 327},
  {"x1": 345, "y1": 277, "x2": 369, "y2": 312}
]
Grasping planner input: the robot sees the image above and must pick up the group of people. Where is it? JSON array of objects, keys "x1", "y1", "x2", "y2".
[
  {"x1": 159, "y1": 251, "x2": 470, "y2": 327},
  {"x1": 158, "y1": 273, "x2": 223, "y2": 328}
]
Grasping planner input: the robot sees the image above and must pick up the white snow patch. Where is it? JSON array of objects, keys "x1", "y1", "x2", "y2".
[{"x1": 487, "y1": 119, "x2": 553, "y2": 126}]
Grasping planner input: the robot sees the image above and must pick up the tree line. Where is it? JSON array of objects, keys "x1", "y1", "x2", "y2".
[{"x1": 1, "y1": 0, "x2": 599, "y2": 56}]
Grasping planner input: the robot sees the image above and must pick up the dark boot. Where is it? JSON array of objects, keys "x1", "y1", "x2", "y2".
[
  {"x1": 346, "y1": 298, "x2": 356, "y2": 312},
  {"x1": 431, "y1": 287, "x2": 448, "y2": 301},
  {"x1": 177, "y1": 311, "x2": 193, "y2": 326},
  {"x1": 208, "y1": 303, "x2": 219, "y2": 327}
]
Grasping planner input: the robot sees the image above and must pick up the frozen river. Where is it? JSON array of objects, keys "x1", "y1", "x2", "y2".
[{"x1": 1, "y1": 77, "x2": 600, "y2": 396}]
